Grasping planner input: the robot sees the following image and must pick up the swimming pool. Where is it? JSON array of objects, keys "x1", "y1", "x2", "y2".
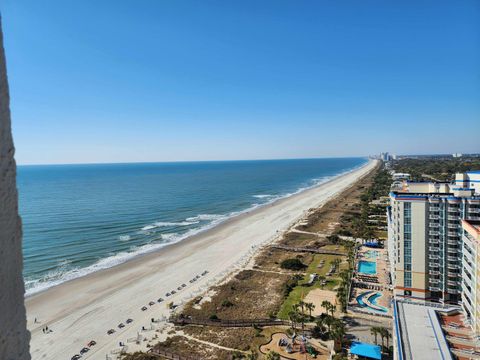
[
  {"x1": 365, "y1": 250, "x2": 378, "y2": 259},
  {"x1": 358, "y1": 260, "x2": 377, "y2": 274},
  {"x1": 356, "y1": 291, "x2": 388, "y2": 313}
]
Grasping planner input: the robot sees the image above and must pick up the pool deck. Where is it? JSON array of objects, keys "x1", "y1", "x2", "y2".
[{"x1": 348, "y1": 246, "x2": 392, "y2": 317}]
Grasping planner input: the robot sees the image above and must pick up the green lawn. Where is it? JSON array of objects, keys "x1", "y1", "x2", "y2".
[{"x1": 277, "y1": 253, "x2": 346, "y2": 319}]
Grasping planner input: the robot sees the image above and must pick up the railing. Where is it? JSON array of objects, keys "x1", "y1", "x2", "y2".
[
  {"x1": 270, "y1": 244, "x2": 346, "y2": 256},
  {"x1": 170, "y1": 317, "x2": 290, "y2": 327}
]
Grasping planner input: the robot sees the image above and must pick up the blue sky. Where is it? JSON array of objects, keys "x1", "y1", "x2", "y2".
[{"x1": 2, "y1": 1, "x2": 479, "y2": 164}]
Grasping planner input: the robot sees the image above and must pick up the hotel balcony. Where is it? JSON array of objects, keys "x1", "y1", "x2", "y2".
[
  {"x1": 447, "y1": 288, "x2": 460, "y2": 295},
  {"x1": 429, "y1": 222, "x2": 439, "y2": 228},
  {"x1": 429, "y1": 286, "x2": 441, "y2": 292},
  {"x1": 467, "y1": 215, "x2": 480, "y2": 221},
  {"x1": 448, "y1": 231, "x2": 458, "y2": 237},
  {"x1": 447, "y1": 239, "x2": 458, "y2": 246},
  {"x1": 448, "y1": 215, "x2": 459, "y2": 221},
  {"x1": 468, "y1": 207, "x2": 480, "y2": 213},
  {"x1": 462, "y1": 282, "x2": 473, "y2": 297},
  {"x1": 447, "y1": 255, "x2": 460, "y2": 262},
  {"x1": 429, "y1": 230, "x2": 440, "y2": 236},
  {"x1": 430, "y1": 255, "x2": 440, "y2": 260},
  {"x1": 429, "y1": 247, "x2": 440, "y2": 253},
  {"x1": 429, "y1": 262, "x2": 441, "y2": 268},
  {"x1": 447, "y1": 263, "x2": 459, "y2": 270},
  {"x1": 463, "y1": 274, "x2": 473, "y2": 289},
  {"x1": 429, "y1": 270, "x2": 440, "y2": 276},
  {"x1": 464, "y1": 251, "x2": 474, "y2": 265},
  {"x1": 429, "y1": 215, "x2": 440, "y2": 220}
]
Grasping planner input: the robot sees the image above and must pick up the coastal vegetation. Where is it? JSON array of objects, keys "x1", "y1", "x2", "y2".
[
  {"x1": 392, "y1": 156, "x2": 480, "y2": 181},
  {"x1": 280, "y1": 258, "x2": 307, "y2": 270}
]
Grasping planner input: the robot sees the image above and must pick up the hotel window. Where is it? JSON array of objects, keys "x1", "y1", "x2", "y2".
[
  {"x1": 404, "y1": 271, "x2": 412, "y2": 287},
  {"x1": 404, "y1": 202, "x2": 412, "y2": 274}
]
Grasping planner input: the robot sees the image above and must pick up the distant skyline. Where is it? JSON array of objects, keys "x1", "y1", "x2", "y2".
[{"x1": 2, "y1": 1, "x2": 480, "y2": 165}]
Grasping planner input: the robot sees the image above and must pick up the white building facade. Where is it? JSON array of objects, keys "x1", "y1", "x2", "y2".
[{"x1": 387, "y1": 177, "x2": 480, "y2": 303}]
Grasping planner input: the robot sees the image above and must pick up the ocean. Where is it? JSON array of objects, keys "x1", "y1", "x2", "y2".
[{"x1": 18, "y1": 157, "x2": 367, "y2": 295}]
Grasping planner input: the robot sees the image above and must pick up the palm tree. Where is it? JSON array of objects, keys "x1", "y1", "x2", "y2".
[
  {"x1": 321, "y1": 300, "x2": 335, "y2": 317},
  {"x1": 305, "y1": 302, "x2": 315, "y2": 318},
  {"x1": 316, "y1": 316, "x2": 327, "y2": 336},
  {"x1": 378, "y1": 327, "x2": 391, "y2": 350},
  {"x1": 385, "y1": 328, "x2": 392, "y2": 349},
  {"x1": 330, "y1": 319, "x2": 346, "y2": 348},
  {"x1": 288, "y1": 310, "x2": 298, "y2": 331},
  {"x1": 324, "y1": 313, "x2": 335, "y2": 333},
  {"x1": 379, "y1": 328, "x2": 385, "y2": 349},
  {"x1": 336, "y1": 286, "x2": 347, "y2": 312},
  {"x1": 370, "y1": 326, "x2": 379, "y2": 345},
  {"x1": 298, "y1": 300, "x2": 306, "y2": 316}
]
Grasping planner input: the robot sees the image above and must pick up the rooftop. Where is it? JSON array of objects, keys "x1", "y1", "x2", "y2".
[{"x1": 394, "y1": 301, "x2": 454, "y2": 360}]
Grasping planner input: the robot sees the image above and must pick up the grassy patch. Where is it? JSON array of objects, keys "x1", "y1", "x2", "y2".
[{"x1": 277, "y1": 253, "x2": 345, "y2": 319}]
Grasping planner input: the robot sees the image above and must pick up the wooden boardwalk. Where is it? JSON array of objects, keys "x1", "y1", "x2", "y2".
[
  {"x1": 271, "y1": 244, "x2": 346, "y2": 256},
  {"x1": 171, "y1": 317, "x2": 290, "y2": 328}
]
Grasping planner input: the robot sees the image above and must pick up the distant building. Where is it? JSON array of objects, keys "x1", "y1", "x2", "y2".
[
  {"x1": 380, "y1": 152, "x2": 391, "y2": 162},
  {"x1": 452, "y1": 153, "x2": 463, "y2": 158},
  {"x1": 455, "y1": 171, "x2": 480, "y2": 195},
  {"x1": 461, "y1": 219, "x2": 480, "y2": 338},
  {"x1": 392, "y1": 173, "x2": 410, "y2": 181},
  {"x1": 387, "y1": 176, "x2": 480, "y2": 303}
]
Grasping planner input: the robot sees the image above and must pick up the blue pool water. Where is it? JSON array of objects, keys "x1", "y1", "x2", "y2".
[
  {"x1": 350, "y1": 342, "x2": 381, "y2": 360},
  {"x1": 358, "y1": 260, "x2": 377, "y2": 274},
  {"x1": 356, "y1": 291, "x2": 388, "y2": 313},
  {"x1": 18, "y1": 157, "x2": 367, "y2": 295},
  {"x1": 369, "y1": 293, "x2": 388, "y2": 312}
]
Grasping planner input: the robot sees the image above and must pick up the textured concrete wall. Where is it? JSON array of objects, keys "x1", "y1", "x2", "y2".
[{"x1": 0, "y1": 15, "x2": 31, "y2": 360}]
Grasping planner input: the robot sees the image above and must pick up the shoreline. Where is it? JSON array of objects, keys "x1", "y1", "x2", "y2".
[
  {"x1": 26, "y1": 159, "x2": 378, "y2": 360},
  {"x1": 25, "y1": 159, "x2": 369, "y2": 298}
]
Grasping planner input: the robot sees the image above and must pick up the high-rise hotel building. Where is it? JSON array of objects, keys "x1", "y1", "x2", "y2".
[
  {"x1": 387, "y1": 171, "x2": 480, "y2": 303},
  {"x1": 461, "y1": 219, "x2": 480, "y2": 337}
]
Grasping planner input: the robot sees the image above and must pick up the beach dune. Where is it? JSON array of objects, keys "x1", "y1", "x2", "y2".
[{"x1": 26, "y1": 159, "x2": 377, "y2": 360}]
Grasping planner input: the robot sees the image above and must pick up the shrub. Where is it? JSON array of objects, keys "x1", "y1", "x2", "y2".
[
  {"x1": 282, "y1": 275, "x2": 301, "y2": 297},
  {"x1": 221, "y1": 299, "x2": 234, "y2": 307},
  {"x1": 280, "y1": 258, "x2": 306, "y2": 270},
  {"x1": 209, "y1": 314, "x2": 219, "y2": 320},
  {"x1": 327, "y1": 234, "x2": 340, "y2": 244}
]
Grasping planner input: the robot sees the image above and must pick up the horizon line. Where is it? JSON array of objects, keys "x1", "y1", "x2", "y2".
[{"x1": 17, "y1": 155, "x2": 372, "y2": 167}]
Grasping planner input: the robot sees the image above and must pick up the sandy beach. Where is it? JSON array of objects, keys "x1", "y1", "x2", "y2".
[{"x1": 26, "y1": 159, "x2": 377, "y2": 360}]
